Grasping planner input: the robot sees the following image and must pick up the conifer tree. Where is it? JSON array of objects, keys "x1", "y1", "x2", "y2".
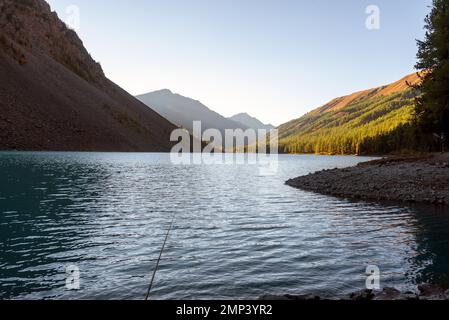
[{"x1": 414, "y1": 0, "x2": 449, "y2": 151}]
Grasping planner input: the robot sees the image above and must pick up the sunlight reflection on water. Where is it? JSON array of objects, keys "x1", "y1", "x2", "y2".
[{"x1": 1, "y1": 152, "x2": 449, "y2": 299}]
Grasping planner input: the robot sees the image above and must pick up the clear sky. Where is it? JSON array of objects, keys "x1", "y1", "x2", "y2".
[{"x1": 46, "y1": 0, "x2": 431, "y2": 126}]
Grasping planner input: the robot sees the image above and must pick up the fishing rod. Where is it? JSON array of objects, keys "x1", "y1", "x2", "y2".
[{"x1": 144, "y1": 215, "x2": 175, "y2": 300}]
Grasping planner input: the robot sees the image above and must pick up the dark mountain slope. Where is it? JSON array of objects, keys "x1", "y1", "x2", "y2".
[{"x1": 0, "y1": 0, "x2": 176, "y2": 151}]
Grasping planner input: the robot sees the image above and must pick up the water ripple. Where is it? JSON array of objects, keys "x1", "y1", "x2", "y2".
[{"x1": 1, "y1": 152, "x2": 449, "y2": 299}]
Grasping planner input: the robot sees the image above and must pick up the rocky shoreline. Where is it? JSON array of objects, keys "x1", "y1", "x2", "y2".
[
  {"x1": 260, "y1": 284, "x2": 449, "y2": 301},
  {"x1": 286, "y1": 153, "x2": 449, "y2": 206}
]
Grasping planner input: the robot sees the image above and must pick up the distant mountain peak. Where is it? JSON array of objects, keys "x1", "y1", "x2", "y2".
[
  {"x1": 229, "y1": 113, "x2": 274, "y2": 131},
  {"x1": 136, "y1": 90, "x2": 250, "y2": 135},
  {"x1": 151, "y1": 89, "x2": 173, "y2": 95},
  {"x1": 233, "y1": 112, "x2": 251, "y2": 117}
]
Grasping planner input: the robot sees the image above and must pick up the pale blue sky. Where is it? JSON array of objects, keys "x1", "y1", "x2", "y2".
[{"x1": 47, "y1": 0, "x2": 431, "y2": 125}]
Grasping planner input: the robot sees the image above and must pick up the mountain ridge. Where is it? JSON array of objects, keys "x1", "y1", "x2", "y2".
[
  {"x1": 136, "y1": 89, "x2": 250, "y2": 136},
  {"x1": 278, "y1": 72, "x2": 427, "y2": 155},
  {"x1": 229, "y1": 113, "x2": 274, "y2": 131},
  {"x1": 0, "y1": 0, "x2": 176, "y2": 151},
  {"x1": 313, "y1": 73, "x2": 420, "y2": 115}
]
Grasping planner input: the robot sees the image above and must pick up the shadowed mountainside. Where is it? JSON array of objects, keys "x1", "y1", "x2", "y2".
[{"x1": 0, "y1": 0, "x2": 176, "y2": 151}]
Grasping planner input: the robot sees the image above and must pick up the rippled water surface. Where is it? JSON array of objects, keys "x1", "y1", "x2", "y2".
[{"x1": 1, "y1": 152, "x2": 449, "y2": 299}]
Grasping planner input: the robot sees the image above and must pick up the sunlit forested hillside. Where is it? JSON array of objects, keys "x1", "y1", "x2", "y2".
[{"x1": 278, "y1": 73, "x2": 437, "y2": 155}]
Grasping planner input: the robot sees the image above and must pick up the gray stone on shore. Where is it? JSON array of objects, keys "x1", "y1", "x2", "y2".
[
  {"x1": 418, "y1": 284, "x2": 449, "y2": 300},
  {"x1": 286, "y1": 153, "x2": 449, "y2": 206},
  {"x1": 260, "y1": 285, "x2": 448, "y2": 301},
  {"x1": 259, "y1": 294, "x2": 321, "y2": 301},
  {"x1": 351, "y1": 288, "x2": 418, "y2": 301}
]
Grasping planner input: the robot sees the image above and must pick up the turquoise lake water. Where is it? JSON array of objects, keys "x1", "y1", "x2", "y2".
[{"x1": 1, "y1": 152, "x2": 449, "y2": 299}]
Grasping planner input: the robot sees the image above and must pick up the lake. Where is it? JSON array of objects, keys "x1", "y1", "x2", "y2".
[{"x1": 1, "y1": 152, "x2": 449, "y2": 299}]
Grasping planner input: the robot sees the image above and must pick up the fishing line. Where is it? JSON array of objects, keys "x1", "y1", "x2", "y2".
[{"x1": 144, "y1": 214, "x2": 175, "y2": 300}]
